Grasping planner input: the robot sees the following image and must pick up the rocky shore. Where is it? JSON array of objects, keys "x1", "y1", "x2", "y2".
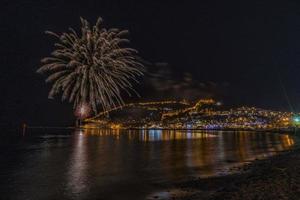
[{"x1": 159, "y1": 148, "x2": 300, "y2": 200}]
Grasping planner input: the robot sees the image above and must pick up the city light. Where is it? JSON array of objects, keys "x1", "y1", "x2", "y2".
[
  {"x1": 294, "y1": 117, "x2": 300, "y2": 122},
  {"x1": 83, "y1": 99, "x2": 298, "y2": 130},
  {"x1": 293, "y1": 116, "x2": 300, "y2": 126}
]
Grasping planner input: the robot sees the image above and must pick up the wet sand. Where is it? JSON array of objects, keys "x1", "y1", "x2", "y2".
[{"x1": 151, "y1": 148, "x2": 300, "y2": 200}]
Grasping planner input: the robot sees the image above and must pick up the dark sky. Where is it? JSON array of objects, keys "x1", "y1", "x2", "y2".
[{"x1": 1, "y1": 0, "x2": 300, "y2": 129}]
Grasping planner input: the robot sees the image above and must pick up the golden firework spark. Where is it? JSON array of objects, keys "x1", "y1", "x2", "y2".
[{"x1": 37, "y1": 17, "x2": 144, "y2": 114}]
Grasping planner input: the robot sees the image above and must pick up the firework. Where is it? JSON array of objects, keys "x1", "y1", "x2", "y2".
[
  {"x1": 74, "y1": 102, "x2": 91, "y2": 119},
  {"x1": 37, "y1": 17, "x2": 144, "y2": 114}
]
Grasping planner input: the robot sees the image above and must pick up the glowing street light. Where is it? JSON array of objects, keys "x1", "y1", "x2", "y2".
[{"x1": 292, "y1": 115, "x2": 300, "y2": 127}]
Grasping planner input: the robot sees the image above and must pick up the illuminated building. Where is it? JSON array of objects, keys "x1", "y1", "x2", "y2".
[{"x1": 84, "y1": 99, "x2": 297, "y2": 131}]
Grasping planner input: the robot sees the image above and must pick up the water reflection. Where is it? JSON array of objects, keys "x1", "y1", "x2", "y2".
[
  {"x1": 2, "y1": 129, "x2": 297, "y2": 200},
  {"x1": 67, "y1": 130, "x2": 89, "y2": 197},
  {"x1": 84, "y1": 128, "x2": 217, "y2": 141},
  {"x1": 70, "y1": 129, "x2": 295, "y2": 180}
]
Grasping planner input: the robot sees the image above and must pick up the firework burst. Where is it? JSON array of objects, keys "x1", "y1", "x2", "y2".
[
  {"x1": 74, "y1": 102, "x2": 91, "y2": 119},
  {"x1": 37, "y1": 17, "x2": 144, "y2": 114}
]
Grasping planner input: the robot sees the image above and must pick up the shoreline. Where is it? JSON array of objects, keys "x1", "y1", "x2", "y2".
[
  {"x1": 126, "y1": 127, "x2": 298, "y2": 133},
  {"x1": 156, "y1": 147, "x2": 300, "y2": 200}
]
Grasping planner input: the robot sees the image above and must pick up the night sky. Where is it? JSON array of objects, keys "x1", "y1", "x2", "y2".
[{"x1": 1, "y1": 0, "x2": 300, "y2": 129}]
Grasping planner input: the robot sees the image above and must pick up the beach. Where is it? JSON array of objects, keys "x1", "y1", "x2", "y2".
[{"x1": 166, "y1": 148, "x2": 300, "y2": 200}]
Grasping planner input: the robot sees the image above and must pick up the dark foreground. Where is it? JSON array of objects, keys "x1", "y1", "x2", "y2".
[{"x1": 166, "y1": 148, "x2": 300, "y2": 200}]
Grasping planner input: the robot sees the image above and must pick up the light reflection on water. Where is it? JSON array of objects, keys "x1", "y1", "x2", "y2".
[
  {"x1": 67, "y1": 130, "x2": 89, "y2": 197},
  {"x1": 65, "y1": 129, "x2": 295, "y2": 199},
  {"x1": 84, "y1": 128, "x2": 217, "y2": 141},
  {"x1": 1, "y1": 129, "x2": 296, "y2": 200}
]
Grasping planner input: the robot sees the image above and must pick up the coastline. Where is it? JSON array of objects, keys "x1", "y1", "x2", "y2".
[
  {"x1": 126, "y1": 127, "x2": 298, "y2": 133},
  {"x1": 156, "y1": 148, "x2": 300, "y2": 200}
]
